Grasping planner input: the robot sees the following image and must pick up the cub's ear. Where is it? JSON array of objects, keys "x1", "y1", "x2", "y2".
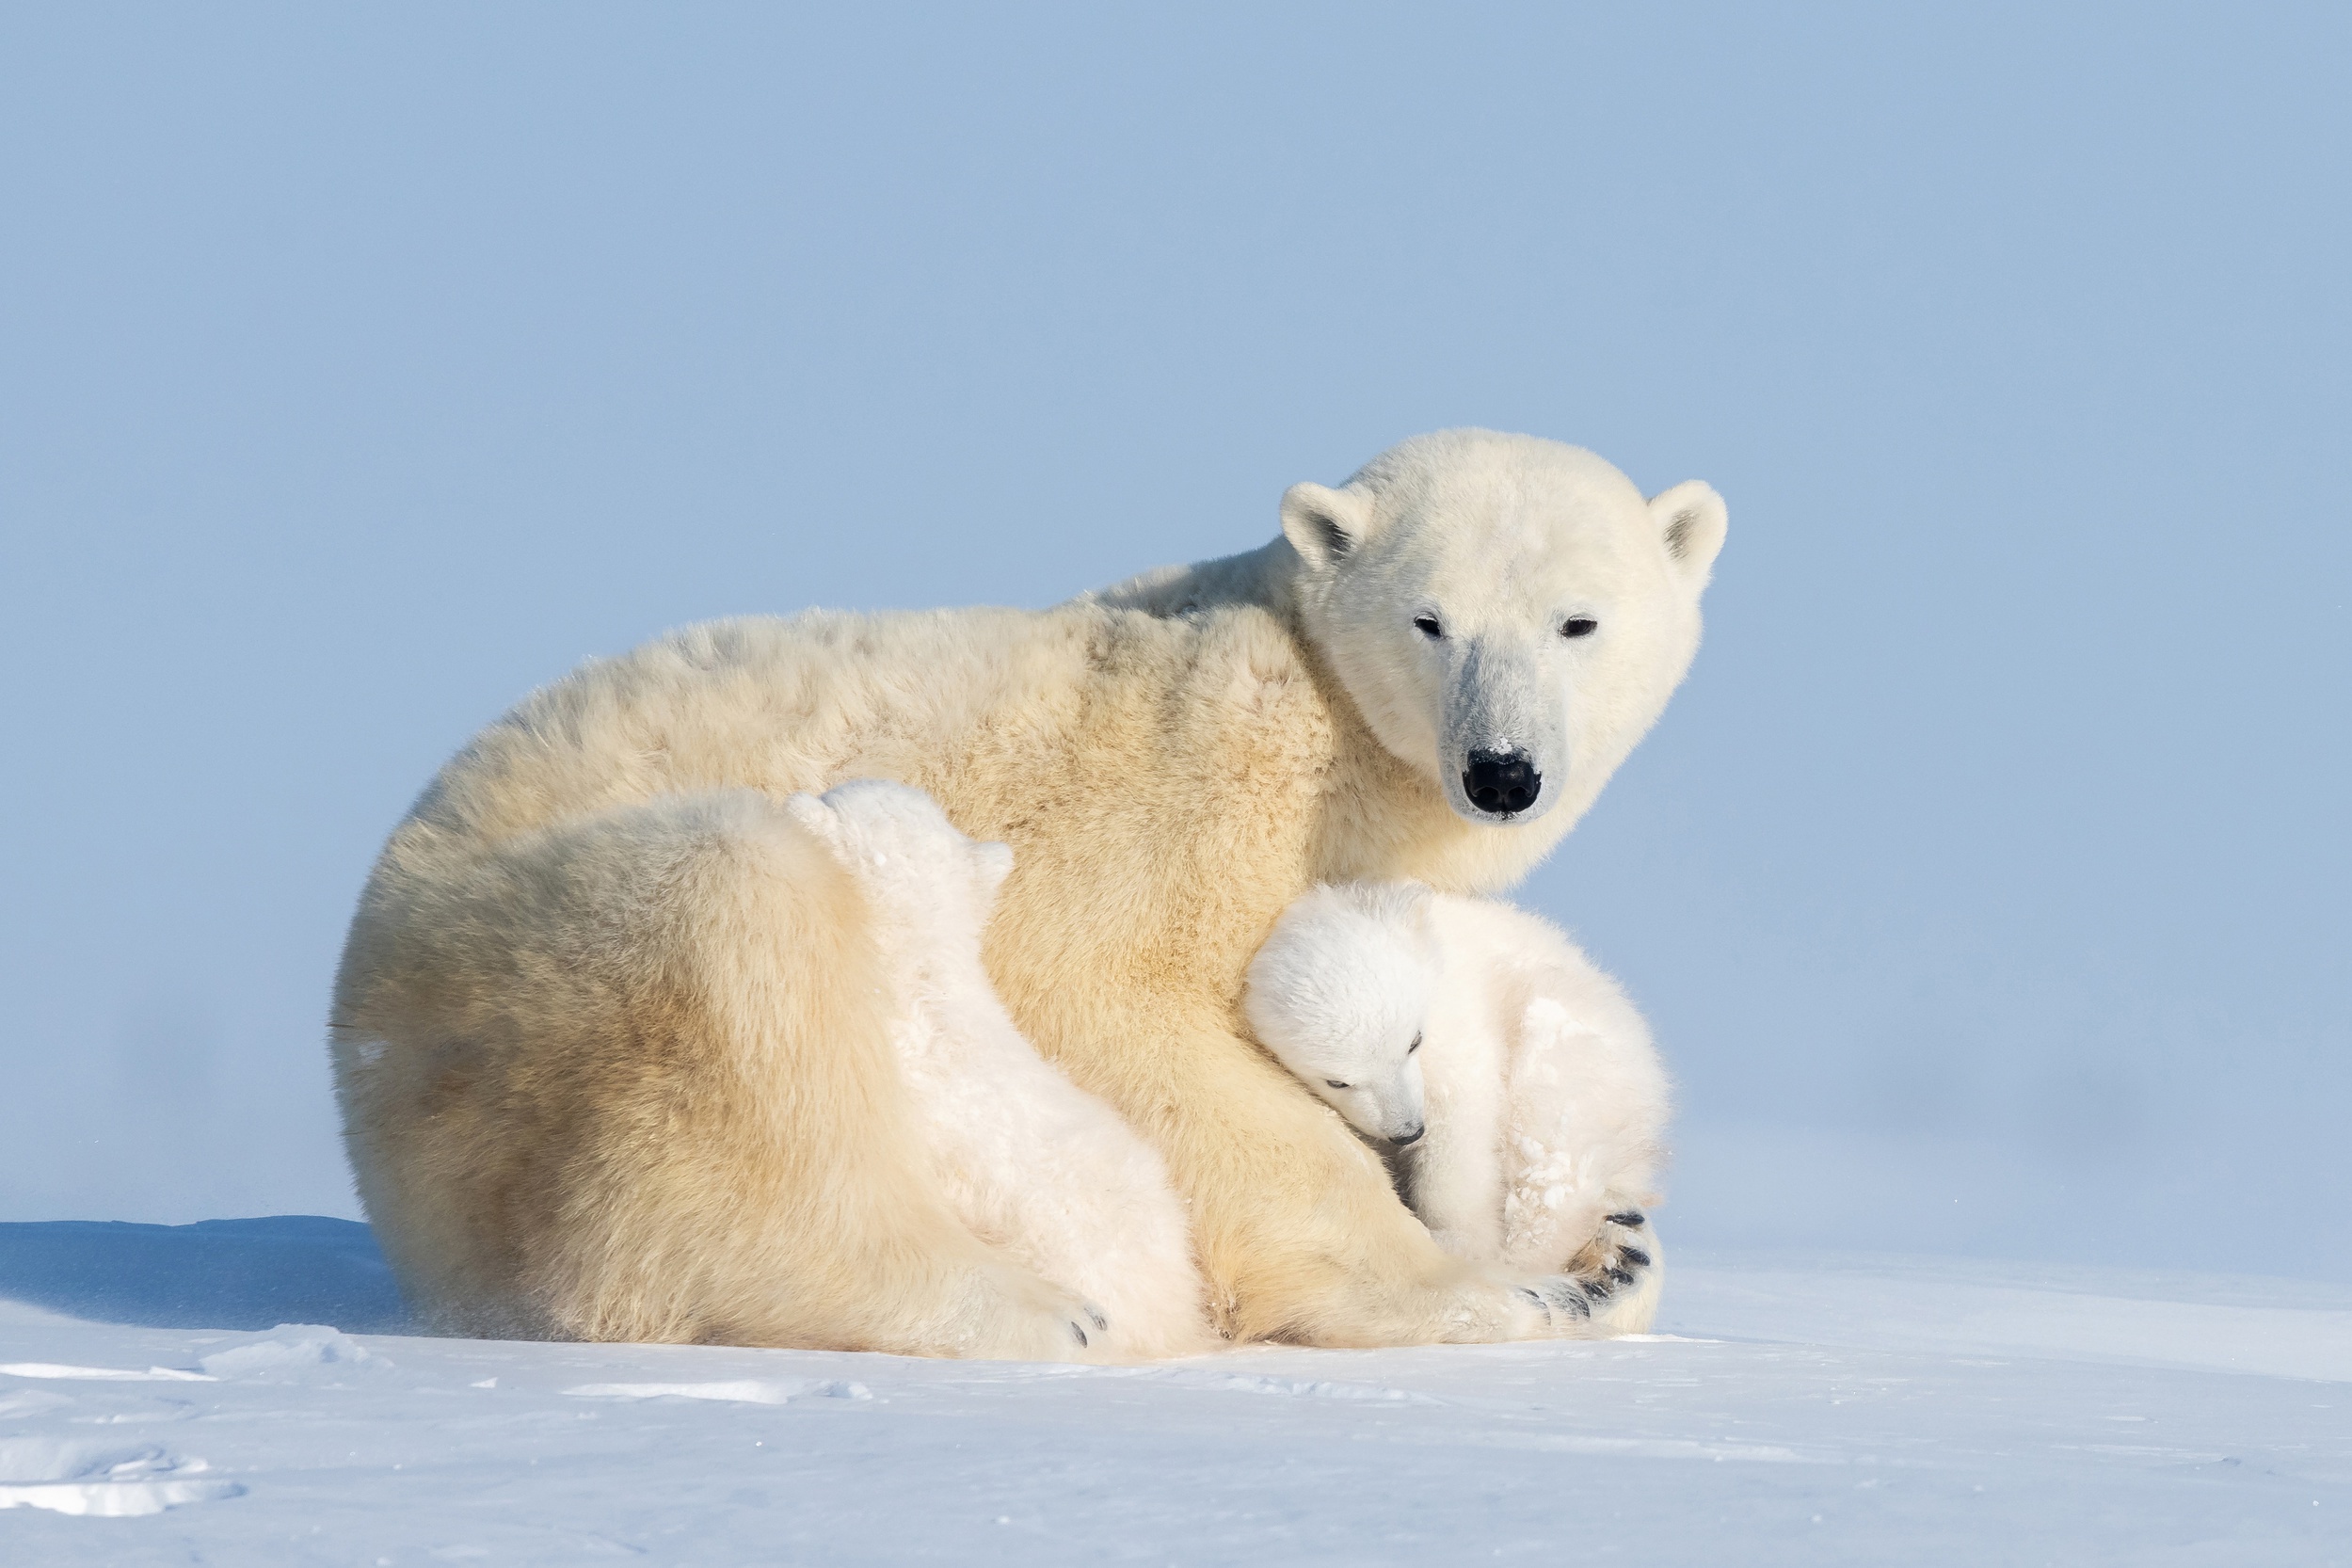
[
  {"x1": 1280, "y1": 482, "x2": 1374, "y2": 571},
  {"x1": 1649, "y1": 480, "x2": 1728, "y2": 584},
  {"x1": 972, "y1": 840, "x2": 1016, "y2": 898},
  {"x1": 781, "y1": 792, "x2": 842, "y2": 851}
]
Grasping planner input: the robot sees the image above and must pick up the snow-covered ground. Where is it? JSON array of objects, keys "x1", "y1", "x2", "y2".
[{"x1": 2, "y1": 1220, "x2": 2345, "y2": 1564}]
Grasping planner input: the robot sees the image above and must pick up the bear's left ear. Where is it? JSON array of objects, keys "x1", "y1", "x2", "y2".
[
  {"x1": 1648, "y1": 481, "x2": 1728, "y2": 585},
  {"x1": 1281, "y1": 482, "x2": 1374, "y2": 572},
  {"x1": 972, "y1": 840, "x2": 1016, "y2": 899}
]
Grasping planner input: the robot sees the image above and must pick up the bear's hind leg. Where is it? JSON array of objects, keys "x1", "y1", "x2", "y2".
[{"x1": 339, "y1": 790, "x2": 1114, "y2": 1360}]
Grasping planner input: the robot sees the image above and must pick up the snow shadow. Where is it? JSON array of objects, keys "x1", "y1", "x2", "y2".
[{"x1": 0, "y1": 1216, "x2": 412, "y2": 1333}]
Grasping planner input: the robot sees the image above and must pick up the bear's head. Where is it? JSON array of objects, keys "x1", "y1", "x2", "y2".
[
  {"x1": 1241, "y1": 881, "x2": 1436, "y2": 1146},
  {"x1": 783, "y1": 778, "x2": 1015, "y2": 972},
  {"x1": 1282, "y1": 429, "x2": 1726, "y2": 832}
]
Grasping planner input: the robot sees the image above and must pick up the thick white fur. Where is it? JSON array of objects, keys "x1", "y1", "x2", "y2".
[
  {"x1": 1245, "y1": 884, "x2": 1671, "y2": 1331},
  {"x1": 1097, "y1": 441, "x2": 1728, "y2": 836},
  {"x1": 1236, "y1": 882, "x2": 1435, "y2": 1145},
  {"x1": 334, "y1": 429, "x2": 1724, "y2": 1352},
  {"x1": 785, "y1": 780, "x2": 1212, "y2": 1359}
]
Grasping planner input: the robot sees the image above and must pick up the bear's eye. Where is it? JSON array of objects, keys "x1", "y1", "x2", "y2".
[
  {"x1": 1325, "y1": 1079, "x2": 1350, "y2": 1089},
  {"x1": 1559, "y1": 617, "x2": 1598, "y2": 639},
  {"x1": 1412, "y1": 615, "x2": 1443, "y2": 640},
  {"x1": 1407, "y1": 1033, "x2": 1421, "y2": 1054}
]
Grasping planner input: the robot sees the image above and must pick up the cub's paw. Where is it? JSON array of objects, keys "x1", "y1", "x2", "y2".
[{"x1": 1565, "y1": 1210, "x2": 1664, "y2": 1335}]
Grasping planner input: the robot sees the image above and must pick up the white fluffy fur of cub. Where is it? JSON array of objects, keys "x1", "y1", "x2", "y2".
[
  {"x1": 1244, "y1": 882, "x2": 1669, "y2": 1329},
  {"x1": 785, "y1": 779, "x2": 1212, "y2": 1359}
]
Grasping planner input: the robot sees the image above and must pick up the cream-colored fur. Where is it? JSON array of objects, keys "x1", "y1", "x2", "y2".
[
  {"x1": 1244, "y1": 883, "x2": 1671, "y2": 1334},
  {"x1": 783, "y1": 779, "x2": 1212, "y2": 1359},
  {"x1": 332, "y1": 428, "x2": 1725, "y2": 1352}
]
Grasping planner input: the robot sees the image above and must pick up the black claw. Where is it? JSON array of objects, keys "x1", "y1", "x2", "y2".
[
  {"x1": 1547, "y1": 1282, "x2": 1593, "y2": 1319},
  {"x1": 1070, "y1": 1321, "x2": 1088, "y2": 1348},
  {"x1": 1607, "y1": 1211, "x2": 1645, "y2": 1228},
  {"x1": 1087, "y1": 1308, "x2": 1109, "y2": 1332},
  {"x1": 1604, "y1": 1267, "x2": 1636, "y2": 1287},
  {"x1": 1584, "y1": 1274, "x2": 1616, "y2": 1299},
  {"x1": 1618, "y1": 1247, "x2": 1651, "y2": 1270}
]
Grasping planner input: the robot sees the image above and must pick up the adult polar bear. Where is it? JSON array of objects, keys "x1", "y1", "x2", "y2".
[{"x1": 331, "y1": 428, "x2": 1727, "y2": 1356}]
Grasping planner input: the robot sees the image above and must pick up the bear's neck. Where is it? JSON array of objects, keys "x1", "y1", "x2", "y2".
[{"x1": 1095, "y1": 536, "x2": 1584, "y2": 897}]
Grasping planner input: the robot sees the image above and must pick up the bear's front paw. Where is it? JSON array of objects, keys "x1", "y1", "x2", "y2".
[
  {"x1": 1417, "y1": 1265, "x2": 1589, "y2": 1342},
  {"x1": 1570, "y1": 1209, "x2": 1651, "y2": 1296},
  {"x1": 1516, "y1": 1276, "x2": 1597, "y2": 1329},
  {"x1": 1562, "y1": 1210, "x2": 1663, "y2": 1335}
]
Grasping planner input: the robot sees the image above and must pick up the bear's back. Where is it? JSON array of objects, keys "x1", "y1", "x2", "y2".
[{"x1": 368, "y1": 598, "x2": 1343, "y2": 946}]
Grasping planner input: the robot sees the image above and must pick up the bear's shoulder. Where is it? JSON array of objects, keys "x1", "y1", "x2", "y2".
[{"x1": 1080, "y1": 598, "x2": 1331, "y2": 752}]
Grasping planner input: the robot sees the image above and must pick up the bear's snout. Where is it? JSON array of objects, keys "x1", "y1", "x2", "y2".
[
  {"x1": 1391, "y1": 1122, "x2": 1426, "y2": 1146},
  {"x1": 1463, "y1": 749, "x2": 1541, "y2": 818}
]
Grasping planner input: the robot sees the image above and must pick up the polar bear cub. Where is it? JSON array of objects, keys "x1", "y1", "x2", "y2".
[
  {"x1": 784, "y1": 780, "x2": 1212, "y2": 1359},
  {"x1": 1243, "y1": 883, "x2": 1669, "y2": 1328}
]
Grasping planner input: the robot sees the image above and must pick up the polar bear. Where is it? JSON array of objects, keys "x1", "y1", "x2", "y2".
[
  {"x1": 1243, "y1": 882, "x2": 1669, "y2": 1334},
  {"x1": 331, "y1": 428, "x2": 1725, "y2": 1353},
  {"x1": 782, "y1": 779, "x2": 1212, "y2": 1359}
]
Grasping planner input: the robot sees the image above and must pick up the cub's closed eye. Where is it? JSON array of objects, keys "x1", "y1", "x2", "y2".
[
  {"x1": 1560, "y1": 617, "x2": 1598, "y2": 639},
  {"x1": 1412, "y1": 615, "x2": 1443, "y2": 639},
  {"x1": 1325, "y1": 1080, "x2": 1350, "y2": 1089}
]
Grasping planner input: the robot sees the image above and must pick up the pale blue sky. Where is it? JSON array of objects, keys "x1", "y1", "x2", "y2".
[{"x1": 4, "y1": 5, "x2": 2345, "y2": 1275}]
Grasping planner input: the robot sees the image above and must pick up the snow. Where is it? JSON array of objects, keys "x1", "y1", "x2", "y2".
[{"x1": 2, "y1": 1220, "x2": 2346, "y2": 1564}]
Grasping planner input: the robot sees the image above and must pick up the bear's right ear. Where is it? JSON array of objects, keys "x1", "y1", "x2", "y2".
[{"x1": 1281, "y1": 482, "x2": 1374, "y2": 571}]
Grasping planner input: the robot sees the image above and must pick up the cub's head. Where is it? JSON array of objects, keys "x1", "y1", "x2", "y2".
[
  {"x1": 1242, "y1": 882, "x2": 1436, "y2": 1146},
  {"x1": 1282, "y1": 430, "x2": 1726, "y2": 831},
  {"x1": 783, "y1": 778, "x2": 1014, "y2": 956}
]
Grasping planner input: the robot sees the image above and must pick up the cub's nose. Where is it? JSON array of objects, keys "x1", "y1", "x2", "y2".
[
  {"x1": 1392, "y1": 1123, "x2": 1426, "y2": 1146},
  {"x1": 1463, "y1": 748, "x2": 1541, "y2": 816}
]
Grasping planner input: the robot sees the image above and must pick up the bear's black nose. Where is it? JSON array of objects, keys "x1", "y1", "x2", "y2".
[
  {"x1": 1463, "y1": 749, "x2": 1541, "y2": 816},
  {"x1": 1393, "y1": 1123, "x2": 1426, "y2": 1146}
]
